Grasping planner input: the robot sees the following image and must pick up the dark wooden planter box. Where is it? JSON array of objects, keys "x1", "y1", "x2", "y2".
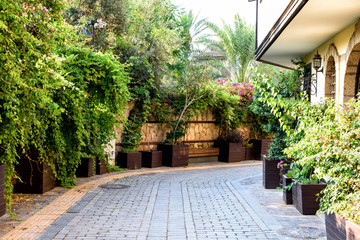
[
  {"x1": 116, "y1": 152, "x2": 142, "y2": 170},
  {"x1": 262, "y1": 155, "x2": 281, "y2": 189},
  {"x1": 261, "y1": 139, "x2": 273, "y2": 160},
  {"x1": 245, "y1": 147, "x2": 255, "y2": 160},
  {"x1": 282, "y1": 175, "x2": 293, "y2": 204},
  {"x1": 325, "y1": 213, "x2": 360, "y2": 240},
  {"x1": 96, "y1": 157, "x2": 108, "y2": 175},
  {"x1": 250, "y1": 139, "x2": 262, "y2": 160},
  {"x1": 141, "y1": 151, "x2": 162, "y2": 168},
  {"x1": 157, "y1": 144, "x2": 189, "y2": 167},
  {"x1": 292, "y1": 181, "x2": 326, "y2": 215},
  {"x1": 0, "y1": 165, "x2": 6, "y2": 217},
  {"x1": 76, "y1": 157, "x2": 95, "y2": 177},
  {"x1": 14, "y1": 153, "x2": 57, "y2": 194},
  {"x1": 218, "y1": 143, "x2": 245, "y2": 162}
]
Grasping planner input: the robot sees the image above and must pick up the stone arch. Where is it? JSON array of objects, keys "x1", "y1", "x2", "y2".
[
  {"x1": 323, "y1": 44, "x2": 339, "y2": 100},
  {"x1": 344, "y1": 21, "x2": 360, "y2": 102}
]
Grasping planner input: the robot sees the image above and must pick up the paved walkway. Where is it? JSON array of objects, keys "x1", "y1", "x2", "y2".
[{"x1": 2, "y1": 162, "x2": 326, "y2": 240}]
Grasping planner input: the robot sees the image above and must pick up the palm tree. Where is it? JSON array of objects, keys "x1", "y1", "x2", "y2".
[{"x1": 197, "y1": 15, "x2": 255, "y2": 83}]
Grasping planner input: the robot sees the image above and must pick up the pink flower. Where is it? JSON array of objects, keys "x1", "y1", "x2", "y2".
[
  {"x1": 320, "y1": 138, "x2": 324, "y2": 142},
  {"x1": 22, "y1": 13, "x2": 26, "y2": 16},
  {"x1": 49, "y1": 72, "x2": 53, "y2": 75}
]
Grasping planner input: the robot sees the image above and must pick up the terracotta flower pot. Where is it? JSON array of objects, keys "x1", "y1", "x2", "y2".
[
  {"x1": 292, "y1": 181, "x2": 326, "y2": 215},
  {"x1": 218, "y1": 142, "x2": 245, "y2": 162},
  {"x1": 157, "y1": 144, "x2": 188, "y2": 167},
  {"x1": 262, "y1": 155, "x2": 281, "y2": 189},
  {"x1": 141, "y1": 151, "x2": 162, "y2": 168}
]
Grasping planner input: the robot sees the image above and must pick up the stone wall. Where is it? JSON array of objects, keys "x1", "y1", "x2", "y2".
[{"x1": 115, "y1": 106, "x2": 221, "y2": 152}]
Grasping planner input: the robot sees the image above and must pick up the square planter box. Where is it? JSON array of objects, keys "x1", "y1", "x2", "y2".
[
  {"x1": 0, "y1": 165, "x2": 6, "y2": 217},
  {"x1": 76, "y1": 157, "x2": 95, "y2": 177},
  {"x1": 14, "y1": 153, "x2": 57, "y2": 194},
  {"x1": 260, "y1": 139, "x2": 273, "y2": 160},
  {"x1": 292, "y1": 181, "x2": 326, "y2": 215},
  {"x1": 157, "y1": 144, "x2": 188, "y2": 167},
  {"x1": 245, "y1": 147, "x2": 255, "y2": 160},
  {"x1": 282, "y1": 175, "x2": 293, "y2": 204},
  {"x1": 250, "y1": 139, "x2": 262, "y2": 160},
  {"x1": 325, "y1": 213, "x2": 360, "y2": 240},
  {"x1": 141, "y1": 151, "x2": 162, "y2": 168},
  {"x1": 117, "y1": 152, "x2": 142, "y2": 170},
  {"x1": 262, "y1": 155, "x2": 281, "y2": 189},
  {"x1": 96, "y1": 156, "x2": 108, "y2": 175},
  {"x1": 218, "y1": 143, "x2": 245, "y2": 162}
]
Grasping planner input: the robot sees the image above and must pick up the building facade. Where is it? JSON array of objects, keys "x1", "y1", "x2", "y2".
[{"x1": 254, "y1": 0, "x2": 360, "y2": 103}]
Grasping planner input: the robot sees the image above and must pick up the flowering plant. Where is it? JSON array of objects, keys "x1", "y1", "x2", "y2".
[
  {"x1": 284, "y1": 98, "x2": 360, "y2": 223},
  {"x1": 212, "y1": 79, "x2": 254, "y2": 140}
]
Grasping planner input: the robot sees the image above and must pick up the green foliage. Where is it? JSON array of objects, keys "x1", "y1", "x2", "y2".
[
  {"x1": 198, "y1": 15, "x2": 255, "y2": 83},
  {"x1": 121, "y1": 57, "x2": 156, "y2": 152},
  {"x1": 0, "y1": 0, "x2": 75, "y2": 218},
  {"x1": 249, "y1": 66, "x2": 303, "y2": 160},
  {"x1": 114, "y1": 0, "x2": 182, "y2": 85},
  {"x1": 163, "y1": 63, "x2": 216, "y2": 145},
  {"x1": 284, "y1": 98, "x2": 360, "y2": 223},
  {"x1": 56, "y1": 46, "x2": 130, "y2": 185},
  {"x1": 212, "y1": 79, "x2": 254, "y2": 141},
  {"x1": 106, "y1": 164, "x2": 126, "y2": 173},
  {"x1": 65, "y1": 0, "x2": 129, "y2": 51}
]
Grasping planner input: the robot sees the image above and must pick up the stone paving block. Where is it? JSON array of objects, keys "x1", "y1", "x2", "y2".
[{"x1": 24, "y1": 163, "x2": 328, "y2": 240}]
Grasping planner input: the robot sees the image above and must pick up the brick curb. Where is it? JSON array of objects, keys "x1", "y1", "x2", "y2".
[{"x1": 1, "y1": 161, "x2": 261, "y2": 240}]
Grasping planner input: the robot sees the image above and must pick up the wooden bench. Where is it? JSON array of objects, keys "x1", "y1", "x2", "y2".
[{"x1": 189, "y1": 148, "x2": 219, "y2": 158}]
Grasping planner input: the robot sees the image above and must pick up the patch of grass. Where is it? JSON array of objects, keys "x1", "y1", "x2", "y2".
[{"x1": 106, "y1": 164, "x2": 127, "y2": 173}]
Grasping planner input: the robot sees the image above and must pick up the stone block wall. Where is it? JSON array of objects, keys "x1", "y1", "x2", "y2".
[{"x1": 115, "y1": 106, "x2": 221, "y2": 152}]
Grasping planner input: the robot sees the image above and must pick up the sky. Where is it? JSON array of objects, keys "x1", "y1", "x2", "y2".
[{"x1": 171, "y1": 0, "x2": 257, "y2": 27}]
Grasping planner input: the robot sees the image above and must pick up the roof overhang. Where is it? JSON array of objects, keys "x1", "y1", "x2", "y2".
[{"x1": 255, "y1": 0, "x2": 360, "y2": 69}]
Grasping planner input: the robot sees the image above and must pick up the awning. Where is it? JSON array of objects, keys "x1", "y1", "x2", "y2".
[{"x1": 255, "y1": 0, "x2": 360, "y2": 68}]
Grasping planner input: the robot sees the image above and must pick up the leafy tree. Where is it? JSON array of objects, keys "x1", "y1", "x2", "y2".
[
  {"x1": 198, "y1": 15, "x2": 255, "y2": 83},
  {"x1": 164, "y1": 63, "x2": 216, "y2": 145},
  {"x1": 114, "y1": 0, "x2": 182, "y2": 86},
  {"x1": 65, "y1": 0, "x2": 129, "y2": 51}
]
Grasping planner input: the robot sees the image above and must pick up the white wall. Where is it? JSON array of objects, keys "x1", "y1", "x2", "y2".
[{"x1": 257, "y1": 0, "x2": 291, "y2": 47}]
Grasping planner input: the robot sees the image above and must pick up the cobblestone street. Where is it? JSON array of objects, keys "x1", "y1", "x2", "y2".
[{"x1": 31, "y1": 163, "x2": 326, "y2": 240}]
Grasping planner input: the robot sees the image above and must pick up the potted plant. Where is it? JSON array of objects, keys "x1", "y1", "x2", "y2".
[
  {"x1": 243, "y1": 139, "x2": 255, "y2": 160},
  {"x1": 117, "y1": 106, "x2": 144, "y2": 170},
  {"x1": 278, "y1": 160, "x2": 293, "y2": 204},
  {"x1": 14, "y1": 150, "x2": 57, "y2": 194},
  {"x1": 159, "y1": 63, "x2": 214, "y2": 167},
  {"x1": 141, "y1": 142, "x2": 162, "y2": 168},
  {"x1": 117, "y1": 57, "x2": 159, "y2": 170},
  {"x1": 215, "y1": 129, "x2": 245, "y2": 163},
  {"x1": 285, "y1": 163, "x2": 326, "y2": 215}
]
